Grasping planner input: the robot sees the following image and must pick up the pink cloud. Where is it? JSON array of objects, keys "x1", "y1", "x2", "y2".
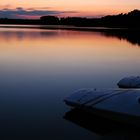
[{"x1": 15, "y1": 14, "x2": 41, "y2": 19}]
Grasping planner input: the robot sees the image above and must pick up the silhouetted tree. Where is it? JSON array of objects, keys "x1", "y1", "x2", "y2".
[
  {"x1": 101, "y1": 9, "x2": 140, "y2": 27},
  {"x1": 40, "y1": 16, "x2": 60, "y2": 25}
]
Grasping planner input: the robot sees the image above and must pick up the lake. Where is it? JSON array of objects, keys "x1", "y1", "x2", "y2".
[{"x1": 0, "y1": 26, "x2": 140, "y2": 140}]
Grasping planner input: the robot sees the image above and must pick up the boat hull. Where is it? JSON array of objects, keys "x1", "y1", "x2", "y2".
[{"x1": 64, "y1": 89, "x2": 140, "y2": 125}]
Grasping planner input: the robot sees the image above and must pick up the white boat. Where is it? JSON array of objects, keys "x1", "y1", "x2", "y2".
[
  {"x1": 118, "y1": 76, "x2": 140, "y2": 88},
  {"x1": 64, "y1": 88, "x2": 140, "y2": 125}
]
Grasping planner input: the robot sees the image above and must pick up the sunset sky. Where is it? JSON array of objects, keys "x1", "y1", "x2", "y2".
[{"x1": 0, "y1": 0, "x2": 140, "y2": 19}]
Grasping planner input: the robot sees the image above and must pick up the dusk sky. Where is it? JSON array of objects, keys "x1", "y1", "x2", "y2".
[{"x1": 0, "y1": 0, "x2": 140, "y2": 19}]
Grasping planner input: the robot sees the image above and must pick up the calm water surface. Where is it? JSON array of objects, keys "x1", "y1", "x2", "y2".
[{"x1": 0, "y1": 27, "x2": 140, "y2": 139}]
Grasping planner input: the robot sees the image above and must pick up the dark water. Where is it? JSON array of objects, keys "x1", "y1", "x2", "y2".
[{"x1": 0, "y1": 27, "x2": 140, "y2": 140}]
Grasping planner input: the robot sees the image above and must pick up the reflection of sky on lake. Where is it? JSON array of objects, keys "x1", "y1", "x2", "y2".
[{"x1": 0, "y1": 28, "x2": 140, "y2": 139}]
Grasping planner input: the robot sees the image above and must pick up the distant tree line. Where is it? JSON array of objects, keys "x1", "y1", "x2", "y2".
[
  {"x1": 0, "y1": 9, "x2": 140, "y2": 28},
  {"x1": 0, "y1": 18, "x2": 40, "y2": 25},
  {"x1": 100, "y1": 9, "x2": 140, "y2": 28}
]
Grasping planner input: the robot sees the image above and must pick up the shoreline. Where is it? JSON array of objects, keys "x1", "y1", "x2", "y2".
[{"x1": 0, "y1": 24, "x2": 140, "y2": 32}]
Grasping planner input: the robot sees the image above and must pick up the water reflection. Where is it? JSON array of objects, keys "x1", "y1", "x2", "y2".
[
  {"x1": 0, "y1": 27, "x2": 140, "y2": 140},
  {"x1": 0, "y1": 29, "x2": 59, "y2": 41},
  {"x1": 101, "y1": 30, "x2": 140, "y2": 46},
  {"x1": 0, "y1": 27, "x2": 140, "y2": 47},
  {"x1": 64, "y1": 109, "x2": 140, "y2": 140}
]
